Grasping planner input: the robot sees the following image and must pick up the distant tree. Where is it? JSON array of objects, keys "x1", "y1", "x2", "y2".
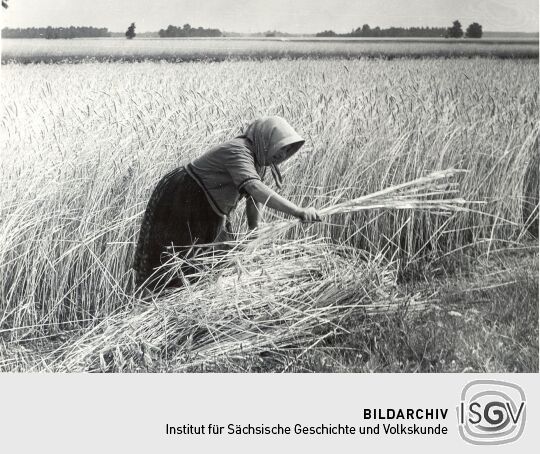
[
  {"x1": 315, "y1": 30, "x2": 337, "y2": 37},
  {"x1": 447, "y1": 20, "x2": 463, "y2": 38},
  {"x1": 2, "y1": 1, "x2": 8, "y2": 9},
  {"x1": 125, "y1": 22, "x2": 136, "y2": 39},
  {"x1": 465, "y1": 22, "x2": 483, "y2": 38},
  {"x1": 361, "y1": 24, "x2": 371, "y2": 36}
]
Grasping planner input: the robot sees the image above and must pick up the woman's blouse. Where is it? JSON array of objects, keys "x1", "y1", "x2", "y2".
[{"x1": 185, "y1": 138, "x2": 262, "y2": 217}]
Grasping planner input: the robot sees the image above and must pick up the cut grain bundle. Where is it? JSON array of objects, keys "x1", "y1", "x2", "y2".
[
  {"x1": 53, "y1": 238, "x2": 428, "y2": 372},
  {"x1": 247, "y1": 169, "x2": 474, "y2": 246}
]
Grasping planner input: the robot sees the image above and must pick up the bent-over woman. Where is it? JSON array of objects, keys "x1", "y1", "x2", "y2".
[{"x1": 133, "y1": 116, "x2": 320, "y2": 291}]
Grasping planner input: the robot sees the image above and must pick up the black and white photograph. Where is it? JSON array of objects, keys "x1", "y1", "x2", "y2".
[{"x1": 0, "y1": 0, "x2": 538, "y2": 377}]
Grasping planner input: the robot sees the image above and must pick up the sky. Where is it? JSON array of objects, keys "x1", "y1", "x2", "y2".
[{"x1": 1, "y1": 0, "x2": 538, "y2": 34}]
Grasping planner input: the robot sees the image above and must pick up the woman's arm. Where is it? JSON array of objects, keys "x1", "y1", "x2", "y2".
[
  {"x1": 243, "y1": 180, "x2": 320, "y2": 222},
  {"x1": 245, "y1": 196, "x2": 261, "y2": 230}
]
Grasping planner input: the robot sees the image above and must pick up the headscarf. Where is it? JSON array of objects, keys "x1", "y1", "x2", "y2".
[{"x1": 240, "y1": 116, "x2": 305, "y2": 190}]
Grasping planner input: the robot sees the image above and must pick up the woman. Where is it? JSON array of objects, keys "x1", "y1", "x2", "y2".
[{"x1": 133, "y1": 116, "x2": 320, "y2": 291}]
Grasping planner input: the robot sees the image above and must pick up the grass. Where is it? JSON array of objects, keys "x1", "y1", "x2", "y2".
[
  {"x1": 0, "y1": 57, "x2": 537, "y2": 372},
  {"x1": 2, "y1": 37, "x2": 539, "y2": 63}
]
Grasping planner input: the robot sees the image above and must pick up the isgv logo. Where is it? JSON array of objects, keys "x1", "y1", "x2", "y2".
[{"x1": 457, "y1": 380, "x2": 526, "y2": 445}]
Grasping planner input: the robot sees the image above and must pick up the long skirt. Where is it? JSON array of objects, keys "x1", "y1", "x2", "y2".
[{"x1": 132, "y1": 167, "x2": 224, "y2": 291}]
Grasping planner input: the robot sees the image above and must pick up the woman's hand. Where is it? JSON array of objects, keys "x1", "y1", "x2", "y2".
[
  {"x1": 297, "y1": 207, "x2": 321, "y2": 223},
  {"x1": 243, "y1": 180, "x2": 321, "y2": 223}
]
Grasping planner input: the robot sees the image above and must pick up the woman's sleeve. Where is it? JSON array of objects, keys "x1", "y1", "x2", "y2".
[{"x1": 224, "y1": 146, "x2": 262, "y2": 194}]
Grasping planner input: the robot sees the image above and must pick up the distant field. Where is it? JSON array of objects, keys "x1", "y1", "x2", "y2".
[{"x1": 1, "y1": 37, "x2": 538, "y2": 63}]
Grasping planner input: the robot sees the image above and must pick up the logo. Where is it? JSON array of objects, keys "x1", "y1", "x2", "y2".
[{"x1": 457, "y1": 380, "x2": 526, "y2": 445}]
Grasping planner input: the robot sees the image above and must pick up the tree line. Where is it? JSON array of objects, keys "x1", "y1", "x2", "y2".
[
  {"x1": 1, "y1": 26, "x2": 111, "y2": 39},
  {"x1": 1, "y1": 23, "x2": 223, "y2": 39},
  {"x1": 317, "y1": 26, "x2": 447, "y2": 38},
  {"x1": 158, "y1": 24, "x2": 222, "y2": 38},
  {"x1": 316, "y1": 21, "x2": 483, "y2": 38},
  {"x1": 1, "y1": 20, "x2": 482, "y2": 40}
]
